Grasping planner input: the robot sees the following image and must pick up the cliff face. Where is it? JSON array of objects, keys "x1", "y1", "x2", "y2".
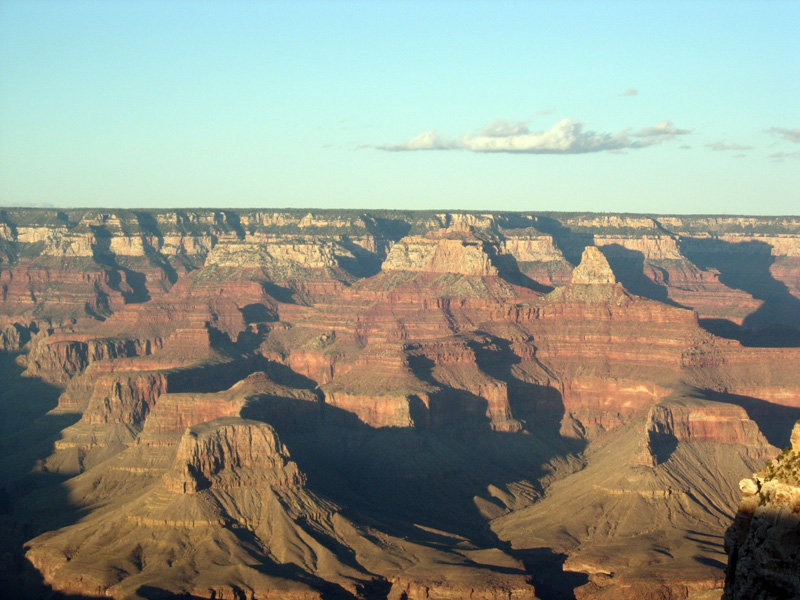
[
  {"x1": 3, "y1": 208, "x2": 800, "y2": 600},
  {"x1": 162, "y1": 418, "x2": 304, "y2": 493},
  {"x1": 382, "y1": 234, "x2": 500, "y2": 276},
  {"x1": 723, "y1": 421, "x2": 800, "y2": 600},
  {"x1": 645, "y1": 400, "x2": 772, "y2": 451},
  {"x1": 3, "y1": 208, "x2": 799, "y2": 338}
]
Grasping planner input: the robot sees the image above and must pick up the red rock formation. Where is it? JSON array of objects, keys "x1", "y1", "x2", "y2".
[
  {"x1": 139, "y1": 371, "x2": 319, "y2": 437},
  {"x1": 24, "y1": 332, "x2": 158, "y2": 383},
  {"x1": 82, "y1": 370, "x2": 169, "y2": 425},
  {"x1": 646, "y1": 401, "x2": 771, "y2": 447},
  {"x1": 635, "y1": 399, "x2": 775, "y2": 467}
]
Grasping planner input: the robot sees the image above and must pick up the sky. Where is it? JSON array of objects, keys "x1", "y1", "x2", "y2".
[{"x1": 0, "y1": 0, "x2": 798, "y2": 215}]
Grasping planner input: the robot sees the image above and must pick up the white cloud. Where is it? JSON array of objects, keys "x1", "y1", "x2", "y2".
[
  {"x1": 706, "y1": 141, "x2": 755, "y2": 152},
  {"x1": 374, "y1": 130, "x2": 457, "y2": 151},
  {"x1": 479, "y1": 119, "x2": 530, "y2": 137},
  {"x1": 769, "y1": 151, "x2": 800, "y2": 160},
  {"x1": 372, "y1": 118, "x2": 691, "y2": 155},
  {"x1": 769, "y1": 127, "x2": 800, "y2": 144},
  {"x1": 631, "y1": 121, "x2": 693, "y2": 147},
  {"x1": 461, "y1": 118, "x2": 630, "y2": 154}
]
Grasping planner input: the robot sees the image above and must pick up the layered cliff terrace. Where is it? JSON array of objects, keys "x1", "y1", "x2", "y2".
[{"x1": 2, "y1": 208, "x2": 800, "y2": 351}]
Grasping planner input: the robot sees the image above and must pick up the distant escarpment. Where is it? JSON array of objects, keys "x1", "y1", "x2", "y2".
[
  {"x1": 3, "y1": 208, "x2": 800, "y2": 599},
  {"x1": 2, "y1": 208, "x2": 799, "y2": 341}
]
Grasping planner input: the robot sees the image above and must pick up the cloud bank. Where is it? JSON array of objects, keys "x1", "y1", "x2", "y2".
[
  {"x1": 769, "y1": 127, "x2": 800, "y2": 144},
  {"x1": 706, "y1": 141, "x2": 754, "y2": 152},
  {"x1": 373, "y1": 118, "x2": 691, "y2": 154},
  {"x1": 769, "y1": 151, "x2": 800, "y2": 161}
]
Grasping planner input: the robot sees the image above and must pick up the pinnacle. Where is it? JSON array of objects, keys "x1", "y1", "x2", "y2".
[{"x1": 571, "y1": 246, "x2": 616, "y2": 285}]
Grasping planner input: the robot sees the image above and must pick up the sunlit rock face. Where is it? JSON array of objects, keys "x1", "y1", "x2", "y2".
[
  {"x1": 571, "y1": 246, "x2": 616, "y2": 285},
  {"x1": 382, "y1": 235, "x2": 499, "y2": 276},
  {"x1": 162, "y1": 418, "x2": 304, "y2": 494},
  {"x1": 723, "y1": 420, "x2": 800, "y2": 600}
]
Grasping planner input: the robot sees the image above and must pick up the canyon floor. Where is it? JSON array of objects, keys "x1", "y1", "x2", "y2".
[{"x1": 1, "y1": 208, "x2": 799, "y2": 600}]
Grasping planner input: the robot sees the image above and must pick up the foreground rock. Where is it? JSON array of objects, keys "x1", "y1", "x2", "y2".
[{"x1": 723, "y1": 420, "x2": 800, "y2": 600}]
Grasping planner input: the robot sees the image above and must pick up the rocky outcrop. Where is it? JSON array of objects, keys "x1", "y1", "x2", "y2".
[
  {"x1": 163, "y1": 418, "x2": 304, "y2": 493},
  {"x1": 560, "y1": 378, "x2": 671, "y2": 437},
  {"x1": 594, "y1": 234, "x2": 683, "y2": 261},
  {"x1": 723, "y1": 421, "x2": 800, "y2": 600},
  {"x1": 142, "y1": 371, "x2": 319, "y2": 435},
  {"x1": 501, "y1": 234, "x2": 564, "y2": 263},
  {"x1": 324, "y1": 390, "x2": 421, "y2": 428},
  {"x1": 0, "y1": 319, "x2": 33, "y2": 351},
  {"x1": 25, "y1": 414, "x2": 539, "y2": 600},
  {"x1": 205, "y1": 238, "x2": 349, "y2": 273},
  {"x1": 24, "y1": 333, "x2": 159, "y2": 383},
  {"x1": 82, "y1": 371, "x2": 169, "y2": 425},
  {"x1": 571, "y1": 246, "x2": 616, "y2": 285},
  {"x1": 647, "y1": 400, "x2": 772, "y2": 447},
  {"x1": 383, "y1": 235, "x2": 500, "y2": 276}
]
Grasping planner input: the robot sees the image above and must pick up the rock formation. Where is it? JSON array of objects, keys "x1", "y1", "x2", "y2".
[
  {"x1": 570, "y1": 246, "x2": 616, "y2": 285},
  {"x1": 3, "y1": 208, "x2": 800, "y2": 599},
  {"x1": 26, "y1": 417, "x2": 538, "y2": 600},
  {"x1": 723, "y1": 420, "x2": 800, "y2": 600},
  {"x1": 382, "y1": 234, "x2": 500, "y2": 276}
]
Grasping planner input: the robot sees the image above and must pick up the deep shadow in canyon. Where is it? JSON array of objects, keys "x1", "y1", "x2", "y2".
[
  {"x1": 0, "y1": 352, "x2": 93, "y2": 600},
  {"x1": 533, "y1": 218, "x2": 593, "y2": 267},
  {"x1": 599, "y1": 245, "x2": 686, "y2": 308},
  {"x1": 512, "y1": 548, "x2": 589, "y2": 600},
  {"x1": 249, "y1": 387, "x2": 583, "y2": 544},
  {"x1": 91, "y1": 224, "x2": 151, "y2": 305},
  {"x1": 242, "y1": 348, "x2": 587, "y2": 600},
  {"x1": 680, "y1": 238, "x2": 800, "y2": 347}
]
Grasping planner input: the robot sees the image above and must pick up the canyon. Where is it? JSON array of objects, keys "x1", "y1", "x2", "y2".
[{"x1": 1, "y1": 208, "x2": 800, "y2": 599}]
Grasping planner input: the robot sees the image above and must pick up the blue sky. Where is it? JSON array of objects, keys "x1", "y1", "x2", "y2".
[{"x1": 1, "y1": 0, "x2": 798, "y2": 214}]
